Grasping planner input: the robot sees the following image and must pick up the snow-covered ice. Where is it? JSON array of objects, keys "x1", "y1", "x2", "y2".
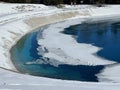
[
  {"x1": 36, "y1": 19, "x2": 115, "y2": 67},
  {"x1": 0, "y1": 3, "x2": 120, "y2": 89}
]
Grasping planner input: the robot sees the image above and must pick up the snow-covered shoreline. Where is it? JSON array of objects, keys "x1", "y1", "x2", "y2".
[{"x1": 0, "y1": 4, "x2": 120, "y2": 89}]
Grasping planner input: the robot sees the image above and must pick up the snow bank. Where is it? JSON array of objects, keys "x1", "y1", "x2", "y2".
[
  {"x1": 0, "y1": 3, "x2": 48, "y2": 16},
  {"x1": 90, "y1": 5, "x2": 120, "y2": 17},
  {"x1": 0, "y1": 20, "x2": 30, "y2": 70}
]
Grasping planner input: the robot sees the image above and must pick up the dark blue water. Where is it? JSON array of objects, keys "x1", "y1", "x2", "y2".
[
  {"x1": 62, "y1": 21, "x2": 120, "y2": 62},
  {"x1": 11, "y1": 31, "x2": 104, "y2": 82}
]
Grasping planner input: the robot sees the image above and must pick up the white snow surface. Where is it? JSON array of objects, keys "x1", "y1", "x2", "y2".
[{"x1": 0, "y1": 3, "x2": 120, "y2": 89}]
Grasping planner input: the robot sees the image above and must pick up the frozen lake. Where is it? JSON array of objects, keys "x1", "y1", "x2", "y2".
[{"x1": 11, "y1": 20, "x2": 120, "y2": 82}]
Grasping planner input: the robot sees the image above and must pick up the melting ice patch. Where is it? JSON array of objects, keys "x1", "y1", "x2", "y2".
[{"x1": 30, "y1": 19, "x2": 115, "y2": 66}]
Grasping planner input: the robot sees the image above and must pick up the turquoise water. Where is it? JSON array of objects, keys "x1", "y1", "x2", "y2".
[{"x1": 11, "y1": 20, "x2": 120, "y2": 82}]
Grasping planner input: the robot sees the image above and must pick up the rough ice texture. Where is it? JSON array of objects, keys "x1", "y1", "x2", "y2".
[{"x1": 0, "y1": 3, "x2": 120, "y2": 89}]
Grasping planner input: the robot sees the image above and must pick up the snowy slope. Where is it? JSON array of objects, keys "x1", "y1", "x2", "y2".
[
  {"x1": 0, "y1": 3, "x2": 48, "y2": 16},
  {"x1": 0, "y1": 3, "x2": 120, "y2": 90}
]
